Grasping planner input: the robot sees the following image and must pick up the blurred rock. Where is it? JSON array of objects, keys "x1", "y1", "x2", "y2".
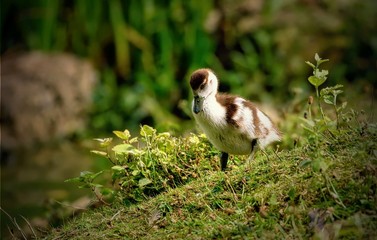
[{"x1": 1, "y1": 51, "x2": 97, "y2": 151}]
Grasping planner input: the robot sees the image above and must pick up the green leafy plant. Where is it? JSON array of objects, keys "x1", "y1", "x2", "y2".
[
  {"x1": 65, "y1": 170, "x2": 111, "y2": 206},
  {"x1": 320, "y1": 85, "x2": 347, "y2": 129},
  {"x1": 305, "y1": 53, "x2": 330, "y2": 121},
  {"x1": 301, "y1": 53, "x2": 354, "y2": 209},
  {"x1": 304, "y1": 53, "x2": 350, "y2": 132},
  {"x1": 67, "y1": 125, "x2": 220, "y2": 205}
]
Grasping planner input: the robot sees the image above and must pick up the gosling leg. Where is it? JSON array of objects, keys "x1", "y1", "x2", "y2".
[
  {"x1": 246, "y1": 151, "x2": 255, "y2": 169},
  {"x1": 220, "y1": 152, "x2": 229, "y2": 171},
  {"x1": 246, "y1": 139, "x2": 258, "y2": 168}
]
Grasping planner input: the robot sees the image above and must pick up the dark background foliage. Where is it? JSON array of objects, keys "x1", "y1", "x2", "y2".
[{"x1": 2, "y1": 0, "x2": 376, "y2": 135}]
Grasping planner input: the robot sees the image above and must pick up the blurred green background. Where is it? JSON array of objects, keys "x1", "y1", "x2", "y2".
[
  {"x1": 2, "y1": 0, "x2": 376, "y2": 135},
  {"x1": 1, "y1": 0, "x2": 376, "y2": 237}
]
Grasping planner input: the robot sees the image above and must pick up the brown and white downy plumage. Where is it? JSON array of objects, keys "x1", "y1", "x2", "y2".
[{"x1": 190, "y1": 68, "x2": 281, "y2": 171}]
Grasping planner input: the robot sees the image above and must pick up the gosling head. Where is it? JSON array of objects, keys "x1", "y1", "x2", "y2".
[{"x1": 189, "y1": 69, "x2": 218, "y2": 114}]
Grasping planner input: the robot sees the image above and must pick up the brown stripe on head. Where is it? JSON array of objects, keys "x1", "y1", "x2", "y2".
[
  {"x1": 243, "y1": 101, "x2": 261, "y2": 136},
  {"x1": 216, "y1": 94, "x2": 239, "y2": 128},
  {"x1": 190, "y1": 69, "x2": 209, "y2": 91}
]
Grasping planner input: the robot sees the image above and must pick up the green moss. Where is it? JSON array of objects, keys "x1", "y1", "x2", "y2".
[{"x1": 44, "y1": 123, "x2": 377, "y2": 239}]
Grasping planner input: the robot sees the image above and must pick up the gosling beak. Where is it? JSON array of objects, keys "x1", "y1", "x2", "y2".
[{"x1": 193, "y1": 95, "x2": 204, "y2": 114}]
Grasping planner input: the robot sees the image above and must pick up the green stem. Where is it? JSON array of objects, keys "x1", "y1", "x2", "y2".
[
  {"x1": 308, "y1": 104, "x2": 312, "y2": 120},
  {"x1": 316, "y1": 86, "x2": 326, "y2": 121},
  {"x1": 334, "y1": 95, "x2": 339, "y2": 130},
  {"x1": 334, "y1": 105, "x2": 339, "y2": 129}
]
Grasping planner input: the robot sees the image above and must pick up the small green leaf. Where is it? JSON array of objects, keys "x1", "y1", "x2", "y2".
[
  {"x1": 305, "y1": 61, "x2": 315, "y2": 69},
  {"x1": 314, "y1": 53, "x2": 329, "y2": 65},
  {"x1": 93, "y1": 138, "x2": 113, "y2": 147},
  {"x1": 323, "y1": 95, "x2": 334, "y2": 105},
  {"x1": 69, "y1": 171, "x2": 104, "y2": 183},
  {"x1": 112, "y1": 143, "x2": 134, "y2": 153},
  {"x1": 332, "y1": 89, "x2": 343, "y2": 96},
  {"x1": 126, "y1": 148, "x2": 142, "y2": 155},
  {"x1": 65, "y1": 177, "x2": 81, "y2": 183},
  {"x1": 80, "y1": 171, "x2": 94, "y2": 178},
  {"x1": 113, "y1": 130, "x2": 131, "y2": 140},
  {"x1": 156, "y1": 132, "x2": 171, "y2": 140},
  {"x1": 90, "y1": 150, "x2": 108, "y2": 157},
  {"x1": 308, "y1": 76, "x2": 326, "y2": 87},
  {"x1": 111, "y1": 165, "x2": 125, "y2": 172},
  {"x1": 317, "y1": 58, "x2": 329, "y2": 65},
  {"x1": 320, "y1": 87, "x2": 331, "y2": 96},
  {"x1": 314, "y1": 53, "x2": 320, "y2": 62},
  {"x1": 140, "y1": 125, "x2": 156, "y2": 137},
  {"x1": 88, "y1": 171, "x2": 104, "y2": 180},
  {"x1": 91, "y1": 183, "x2": 104, "y2": 188},
  {"x1": 129, "y1": 137, "x2": 138, "y2": 144},
  {"x1": 139, "y1": 178, "x2": 152, "y2": 187},
  {"x1": 78, "y1": 184, "x2": 92, "y2": 189},
  {"x1": 315, "y1": 69, "x2": 328, "y2": 79}
]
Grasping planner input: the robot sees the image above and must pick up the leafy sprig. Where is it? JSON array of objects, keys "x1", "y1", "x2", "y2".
[
  {"x1": 305, "y1": 53, "x2": 330, "y2": 120},
  {"x1": 66, "y1": 125, "x2": 218, "y2": 205}
]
